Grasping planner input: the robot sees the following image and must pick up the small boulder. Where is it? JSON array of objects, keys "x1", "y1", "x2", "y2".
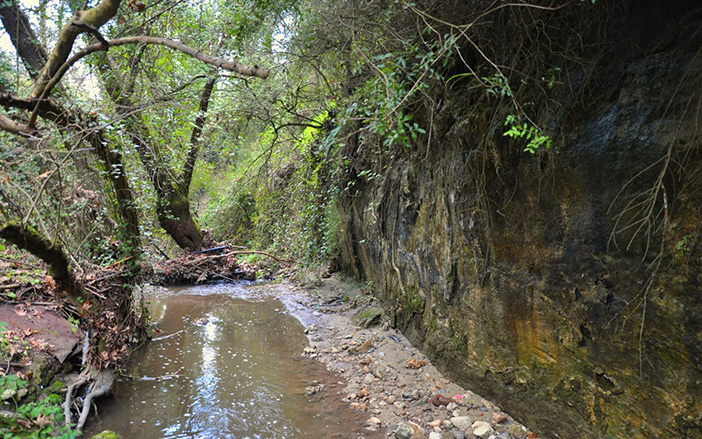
[
  {"x1": 492, "y1": 412, "x2": 508, "y2": 424},
  {"x1": 450, "y1": 416, "x2": 473, "y2": 430}
]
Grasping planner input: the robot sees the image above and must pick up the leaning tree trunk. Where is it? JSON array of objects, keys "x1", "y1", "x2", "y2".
[
  {"x1": 0, "y1": 0, "x2": 48, "y2": 80},
  {"x1": 0, "y1": 222, "x2": 93, "y2": 305},
  {"x1": 95, "y1": 52, "x2": 207, "y2": 251},
  {"x1": 156, "y1": 183, "x2": 203, "y2": 251}
]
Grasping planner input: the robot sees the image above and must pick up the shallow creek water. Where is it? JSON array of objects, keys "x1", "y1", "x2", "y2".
[{"x1": 85, "y1": 283, "x2": 378, "y2": 439}]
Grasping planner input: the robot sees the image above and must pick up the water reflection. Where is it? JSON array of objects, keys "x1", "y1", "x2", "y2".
[{"x1": 85, "y1": 284, "x2": 378, "y2": 439}]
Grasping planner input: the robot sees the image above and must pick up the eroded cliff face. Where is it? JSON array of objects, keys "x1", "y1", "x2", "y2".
[{"x1": 338, "y1": 3, "x2": 702, "y2": 438}]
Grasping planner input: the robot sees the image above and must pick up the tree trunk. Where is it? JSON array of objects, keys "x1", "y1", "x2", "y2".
[
  {"x1": 96, "y1": 53, "x2": 208, "y2": 251},
  {"x1": 0, "y1": 222, "x2": 91, "y2": 303},
  {"x1": 88, "y1": 131, "x2": 142, "y2": 259},
  {"x1": 156, "y1": 184, "x2": 203, "y2": 251},
  {"x1": 0, "y1": 1, "x2": 48, "y2": 80}
]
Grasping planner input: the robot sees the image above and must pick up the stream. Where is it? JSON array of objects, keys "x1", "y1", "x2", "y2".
[{"x1": 84, "y1": 283, "x2": 379, "y2": 439}]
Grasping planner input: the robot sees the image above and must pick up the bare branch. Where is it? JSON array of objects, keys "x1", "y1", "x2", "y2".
[{"x1": 0, "y1": 113, "x2": 31, "y2": 137}]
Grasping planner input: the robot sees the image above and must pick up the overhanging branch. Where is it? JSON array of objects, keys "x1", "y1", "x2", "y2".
[
  {"x1": 0, "y1": 113, "x2": 31, "y2": 137},
  {"x1": 28, "y1": 35, "x2": 270, "y2": 129}
]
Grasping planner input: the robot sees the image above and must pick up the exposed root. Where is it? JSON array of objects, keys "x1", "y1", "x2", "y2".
[
  {"x1": 63, "y1": 370, "x2": 89, "y2": 428},
  {"x1": 75, "y1": 369, "x2": 116, "y2": 431},
  {"x1": 63, "y1": 367, "x2": 116, "y2": 432}
]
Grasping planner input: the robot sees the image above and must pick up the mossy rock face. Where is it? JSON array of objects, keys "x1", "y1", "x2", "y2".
[
  {"x1": 336, "y1": 3, "x2": 702, "y2": 437},
  {"x1": 91, "y1": 430, "x2": 123, "y2": 439}
]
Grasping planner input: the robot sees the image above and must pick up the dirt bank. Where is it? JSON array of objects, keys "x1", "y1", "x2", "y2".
[{"x1": 255, "y1": 274, "x2": 538, "y2": 439}]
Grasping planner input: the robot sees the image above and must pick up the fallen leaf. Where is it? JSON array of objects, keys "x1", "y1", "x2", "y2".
[
  {"x1": 33, "y1": 413, "x2": 54, "y2": 428},
  {"x1": 44, "y1": 276, "x2": 56, "y2": 289}
]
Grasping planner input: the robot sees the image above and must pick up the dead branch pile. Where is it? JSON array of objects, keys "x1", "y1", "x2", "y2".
[{"x1": 152, "y1": 248, "x2": 259, "y2": 285}]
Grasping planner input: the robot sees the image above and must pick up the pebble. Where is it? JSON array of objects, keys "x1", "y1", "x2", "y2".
[
  {"x1": 363, "y1": 373, "x2": 376, "y2": 384},
  {"x1": 410, "y1": 389, "x2": 423, "y2": 400},
  {"x1": 394, "y1": 422, "x2": 415, "y2": 439},
  {"x1": 450, "y1": 416, "x2": 473, "y2": 430},
  {"x1": 428, "y1": 419, "x2": 442, "y2": 428},
  {"x1": 442, "y1": 431, "x2": 466, "y2": 439},
  {"x1": 492, "y1": 412, "x2": 508, "y2": 424},
  {"x1": 370, "y1": 362, "x2": 385, "y2": 379},
  {"x1": 366, "y1": 417, "x2": 381, "y2": 425},
  {"x1": 509, "y1": 425, "x2": 525, "y2": 437},
  {"x1": 429, "y1": 433, "x2": 443, "y2": 439},
  {"x1": 472, "y1": 420, "x2": 494, "y2": 438}
]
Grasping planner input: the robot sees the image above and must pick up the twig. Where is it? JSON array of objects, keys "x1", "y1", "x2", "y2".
[
  {"x1": 151, "y1": 329, "x2": 185, "y2": 341},
  {"x1": 120, "y1": 368, "x2": 182, "y2": 381},
  {"x1": 221, "y1": 250, "x2": 296, "y2": 263},
  {"x1": 103, "y1": 256, "x2": 133, "y2": 270}
]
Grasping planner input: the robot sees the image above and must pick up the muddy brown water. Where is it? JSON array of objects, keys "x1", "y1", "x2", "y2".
[{"x1": 84, "y1": 283, "x2": 379, "y2": 439}]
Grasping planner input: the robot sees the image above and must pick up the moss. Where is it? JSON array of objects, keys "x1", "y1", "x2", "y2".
[
  {"x1": 356, "y1": 307, "x2": 382, "y2": 323},
  {"x1": 48, "y1": 379, "x2": 65, "y2": 393},
  {"x1": 404, "y1": 287, "x2": 425, "y2": 314}
]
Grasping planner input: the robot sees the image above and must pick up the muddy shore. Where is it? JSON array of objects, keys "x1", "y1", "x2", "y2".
[{"x1": 255, "y1": 274, "x2": 537, "y2": 439}]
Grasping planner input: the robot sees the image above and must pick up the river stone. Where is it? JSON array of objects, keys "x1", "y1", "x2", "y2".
[
  {"x1": 370, "y1": 362, "x2": 385, "y2": 379},
  {"x1": 450, "y1": 416, "x2": 473, "y2": 430},
  {"x1": 472, "y1": 421, "x2": 494, "y2": 438},
  {"x1": 91, "y1": 431, "x2": 123, "y2": 439},
  {"x1": 429, "y1": 432, "x2": 443, "y2": 439},
  {"x1": 363, "y1": 373, "x2": 376, "y2": 384},
  {"x1": 442, "y1": 431, "x2": 466, "y2": 439},
  {"x1": 394, "y1": 422, "x2": 415, "y2": 439}
]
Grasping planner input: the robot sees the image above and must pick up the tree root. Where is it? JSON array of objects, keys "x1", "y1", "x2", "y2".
[
  {"x1": 63, "y1": 371, "x2": 89, "y2": 428},
  {"x1": 63, "y1": 368, "x2": 116, "y2": 432},
  {"x1": 75, "y1": 369, "x2": 115, "y2": 431}
]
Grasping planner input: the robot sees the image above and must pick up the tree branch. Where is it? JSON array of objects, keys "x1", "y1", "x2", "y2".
[
  {"x1": 31, "y1": 0, "x2": 121, "y2": 97},
  {"x1": 181, "y1": 75, "x2": 217, "y2": 189},
  {"x1": 0, "y1": 222, "x2": 71, "y2": 281},
  {"x1": 0, "y1": 113, "x2": 31, "y2": 137},
  {"x1": 28, "y1": 35, "x2": 270, "y2": 129}
]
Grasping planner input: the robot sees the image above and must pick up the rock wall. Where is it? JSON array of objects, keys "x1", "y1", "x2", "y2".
[{"x1": 338, "y1": 2, "x2": 702, "y2": 438}]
